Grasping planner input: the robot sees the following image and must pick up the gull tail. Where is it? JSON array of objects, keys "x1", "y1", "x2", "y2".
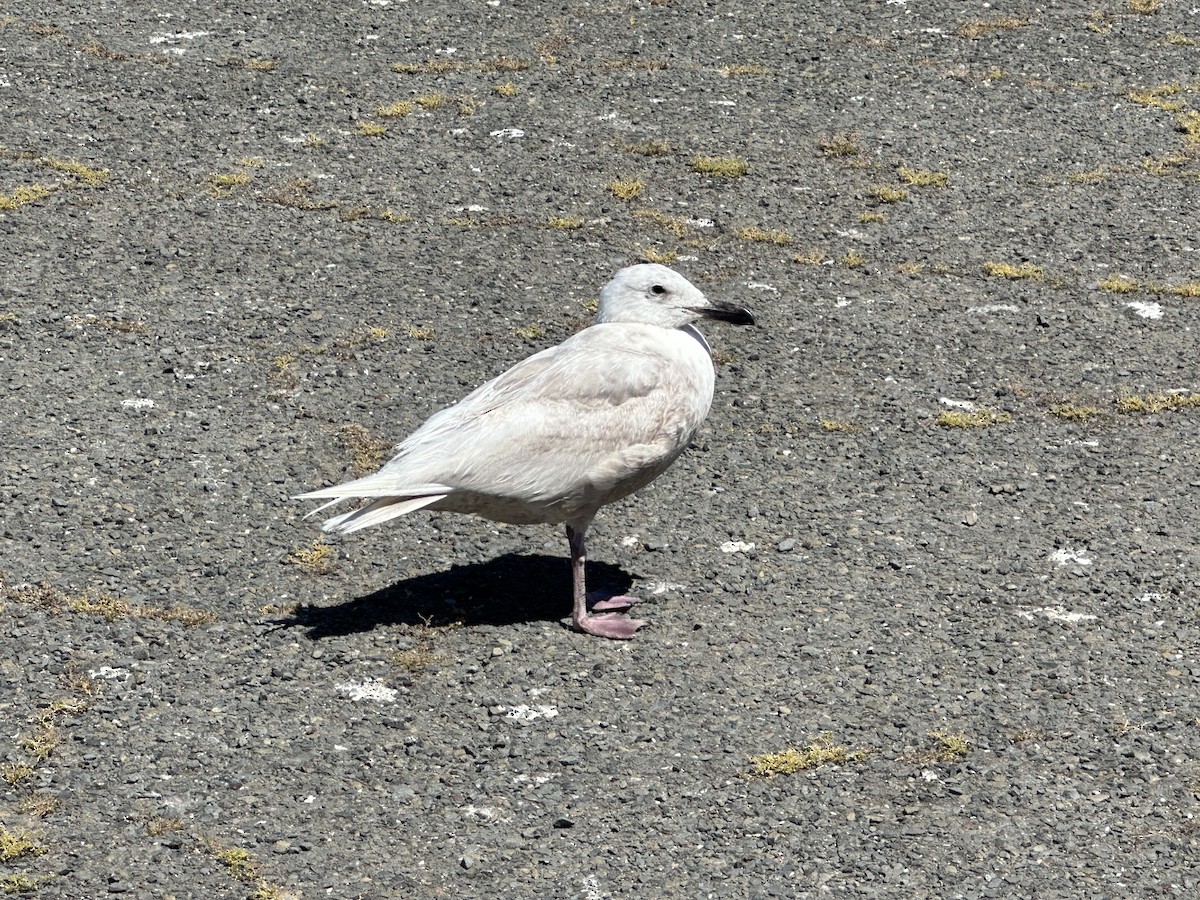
[
  {"x1": 319, "y1": 494, "x2": 448, "y2": 534},
  {"x1": 295, "y1": 476, "x2": 449, "y2": 534}
]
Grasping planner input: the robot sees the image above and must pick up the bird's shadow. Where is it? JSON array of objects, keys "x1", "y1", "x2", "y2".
[{"x1": 281, "y1": 553, "x2": 639, "y2": 639}]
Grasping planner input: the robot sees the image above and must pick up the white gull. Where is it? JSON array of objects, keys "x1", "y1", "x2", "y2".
[{"x1": 296, "y1": 263, "x2": 755, "y2": 639}]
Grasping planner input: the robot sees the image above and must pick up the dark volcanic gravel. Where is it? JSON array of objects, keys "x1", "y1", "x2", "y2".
[{"x1": 3, "y1": 2, "x2": 1200, "y2": 898}]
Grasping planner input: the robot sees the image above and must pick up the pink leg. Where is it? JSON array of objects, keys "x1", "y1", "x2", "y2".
[{"x1": 567, "y1": 525, "x2": 646, "y2": 639}]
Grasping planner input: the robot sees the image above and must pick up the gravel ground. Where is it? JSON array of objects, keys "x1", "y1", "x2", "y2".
[{"x1": 3, "y1": 2, "x2": 1200, "y2": 897}]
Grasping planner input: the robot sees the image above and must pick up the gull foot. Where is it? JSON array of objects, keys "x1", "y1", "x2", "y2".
[
  {"x1": 574, "y1": 611, "x2": 647, "y2": 640},
  {"x1": 588, "y1": 593, "x2": 642, "y2": 612}
]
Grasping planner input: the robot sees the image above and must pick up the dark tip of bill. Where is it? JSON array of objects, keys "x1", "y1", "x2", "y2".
[{"x1": 696, "y1": 302, "x2": 756, "y2": 326}]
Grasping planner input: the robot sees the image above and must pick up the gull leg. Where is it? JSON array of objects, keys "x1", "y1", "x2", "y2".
[{"x1": 567, "y1": 525, "x2": 646, "y2": 640}]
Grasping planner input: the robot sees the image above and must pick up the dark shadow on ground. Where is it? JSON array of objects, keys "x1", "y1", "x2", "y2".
[{"x1": 282, "y1": 553, "x2": 639, "y2": 639}]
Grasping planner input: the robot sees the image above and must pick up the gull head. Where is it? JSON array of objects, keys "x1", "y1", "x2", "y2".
[{"x1": 594, "y1": 263, "x2": 755, "y2": 330}]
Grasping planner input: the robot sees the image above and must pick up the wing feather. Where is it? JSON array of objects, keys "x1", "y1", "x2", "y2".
[{"x1": 297, "y1": 322, "x2": 715, "y2": 525}]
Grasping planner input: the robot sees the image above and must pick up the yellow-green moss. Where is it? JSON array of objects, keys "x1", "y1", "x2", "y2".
[
  {"x1": 641, "y1": 246, "x2": 678, "y2": 264},
  {"x1": 207, "y1": 171, "x2": 250, "y2": 196},
  {"x1": 1, "y1": 762, "x2": 34, "y2": 786},
  {"x1": 415, "y1": 92, "x2": 448, "y2": 110},
  {"x1": 21, "y1": 725, "x2": 60, "y2": 761},
  {"x1": 1115, "y1": 392, "x2": 1200, "y2": 414},
  {"x1": 355, "y1": 121, "x2": 387, "y2": 136},
  {"x1": 67, "y1": 590, "x2": 131, "y2": 621},
  {"x1": 16, "y1": 794, "x2": 60, "y2": 818},
  {"x1": 793, "y1": 249, "x2": 827, "y2": 265},
  {"x1": 898, "y1": 166, "x2": 949, "y2": 187},
  {"x1": 748, "y1": 735, "x2": 871, "y2": 778},
  {"x1": 982, "y1": 261, "x2": 1043, "y2": 280},
  {"x1": 926, "y1": 730, "x2": 971, "y2": 760},
  {"x1": 1164, "y1": 282, "x2": 1200, "y2": 297},
  {"x1": 212, "y1": 847, "x2": 260, "y2": 882},
  {"x1": 0, "y1": 184, "x2": 55, "y2": 210},
  {"x1": 1098, "y1": 275, "x2": 1139, "y2": 293},
  {"x1": 0, "y1": 828, "x2": 45, "y2": 862},
  {"x1": 40, "y1": 156, "x2": 110, "y2": 185},
  {"x1": 1177, "y1": 110, "x2": 1200, "y2": 147},
  {"x1": 145, "y1": 817, "x2": 184, "y2": 837},
  {"x1": 377, "y1": 100, "x2": 415, "y2": 118},
  {"x1": 1128, "y1": 83, "x2": 1183, "y2": 111},
  {"x1": 337, "y1": 423, "x2": 390, "y2": 474},
  {"x1": 513, "y1": 323, "x2": 545, "y2": 340},
  {"x1": 1067, "y1": 167, "x2": 1108, "y2": 185},
  {"x1": 1051, "y1": 403, "x2": 1103, "y2": 422},
  {"x1": 607, "y1": 178, "x2": 645, "y2": 200},
  {"x1": 690, "y1": 155, "x2": 748, "y2": 177},
  {"x1": 2, "y1": 873, "x2": 51, "y2": 894},
  {"x1": 1142, "y1": 153, "x2": 1189, "y2": 176},
  {"x1": 632, "y1": 207, "x2": 688, "y2": 237},
  {"x1": 870, "y1": 184, "x2": 909, "y2": 203},
  {"x1": 288, "y1": 539, "x2": 336, "y2": 575},
  {"x1": 818, "y1": 132, "x2": 862, "y2": 158},
  {"x1": 734, "y1": 225, "x2": 791, "y2": 245},
  {"x1": 624, "y1": 139, "x2": 672, "y2": 156},
  {"x1": 936, "y1": 408, "x2": 1012, "y2": 428}
]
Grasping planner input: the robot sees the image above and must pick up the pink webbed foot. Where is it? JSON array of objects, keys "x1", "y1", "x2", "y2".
[
  {"x1": 574, "y1": 611, "x2": 647, "y2": 640},
  {"x1": 587, "y1": 592, "x2": 642, "y2": 612}
]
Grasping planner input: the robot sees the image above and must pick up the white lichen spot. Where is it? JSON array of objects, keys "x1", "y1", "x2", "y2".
[
  {"x1": 148, "y1": 30, "x2": 210, "y2": 53},
  {"x1": 89, "y1": 665, "x2": 131, "y2": 683},
  {"x1": 940, "y1": 398, "x2": 977, "y2": 411},
  {"x1": 645, "y1": 581, "x2": 685, "y2": 595},
  {"x1": 462, "y1": 804, "x2": 503, "y2": 823},
  {"x1": 1050, "y1": 547, "x2": 1093, "y2": 566},
  {"x1": 720, "y1": 540, "x2": 756, "y2": 554},
  {"x1": 502, "y1": 704, "x2": 558, "y2": 722},
  {"x1": 967, "y1": 304, "x2": 1020, "y2": 314},
  {"x1": 1125, "y1": 300, "x2": 1162, "y2": 319},
  {"x1": 335, "y1": 679, "x2": 398, "y2": 702},
  {"x1": 122, "y1": 398, "x2": 155, "y2": 410},
  {"x1": 490, "y1": 128, "x2": 525, "y2": 140},
  {"x1": 1017, "y1": 606, "x2": 1098, "y2": 624},
  {"x1": 512, "y1": 773, "x2": 555, "y2": 785}
]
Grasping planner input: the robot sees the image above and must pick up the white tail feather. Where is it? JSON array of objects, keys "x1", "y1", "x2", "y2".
[{"x1": 322, "y1": 494, "x2": 447, "y2": 534}]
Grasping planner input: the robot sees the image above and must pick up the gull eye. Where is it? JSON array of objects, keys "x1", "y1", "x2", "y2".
[{"x1": 650, "y1": 284, "x2": 666, "y2": 295}]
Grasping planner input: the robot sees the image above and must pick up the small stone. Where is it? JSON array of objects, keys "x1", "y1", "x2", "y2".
[{"x1": 776, "y1": 538, "x2": 796, "y2": 552}]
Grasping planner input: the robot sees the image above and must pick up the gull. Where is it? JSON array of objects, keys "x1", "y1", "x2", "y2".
[{"x1": 297, "y1": 264, "x2": 755, "y2": 638}]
